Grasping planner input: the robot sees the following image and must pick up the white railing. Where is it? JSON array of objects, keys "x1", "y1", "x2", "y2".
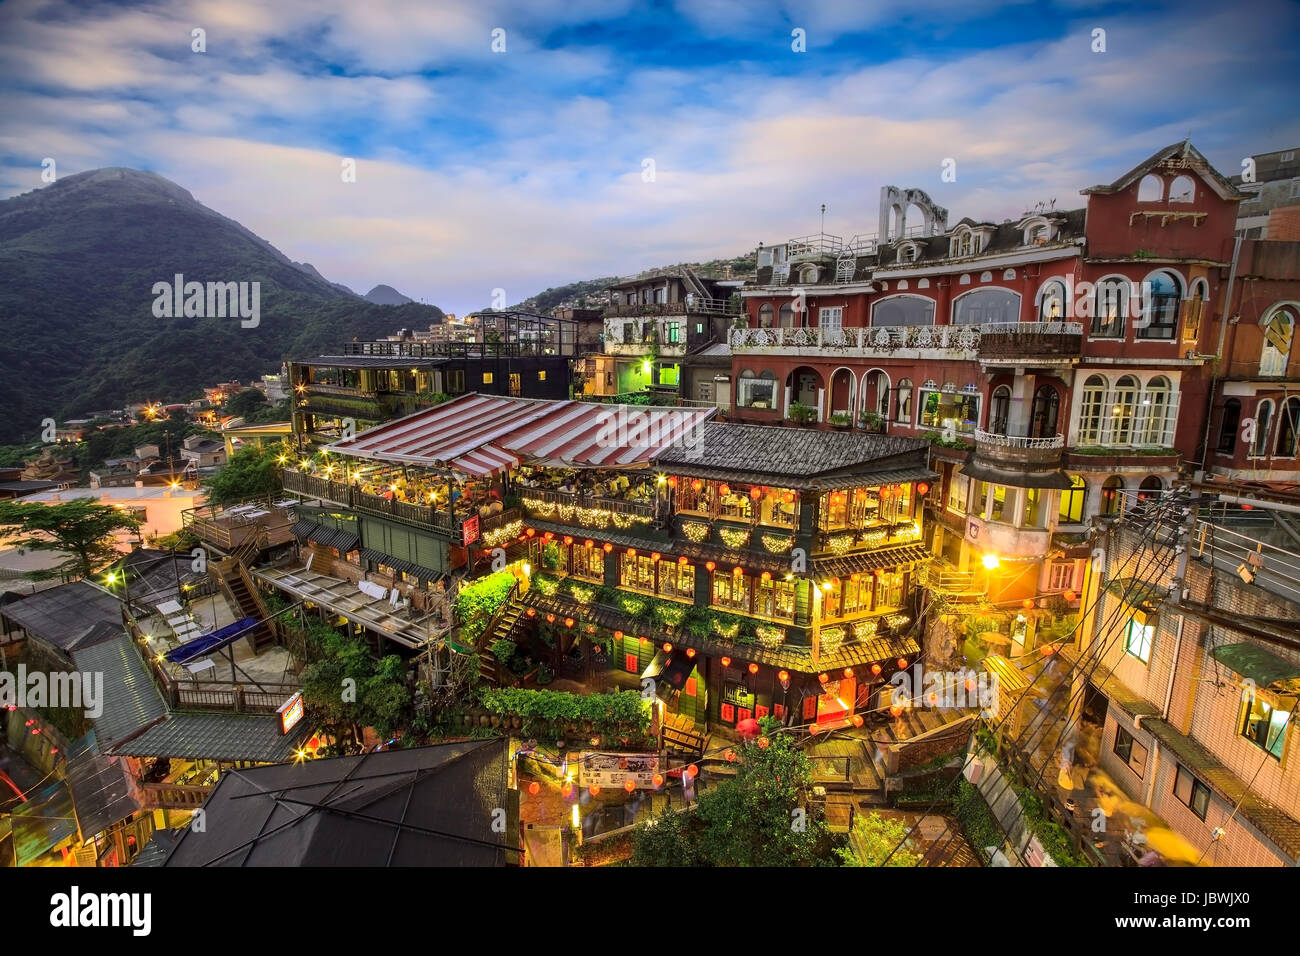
[
  {"x1": 786, "y1": 233, "x2": 844, "y2": 258},
  {"x1": 729, "y1": 324, "x2": 981, "y2": 354},
  {"x1": 974, "y1": 430, "x2": 1065, "y2": 449},
  {"x1": 979, "y1": 321, "x2": 1084, "y2": 336}
]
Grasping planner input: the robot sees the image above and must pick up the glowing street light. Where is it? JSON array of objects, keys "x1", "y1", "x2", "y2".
[{"x1": 982, "y1": 554, "x2": 1001, "y2": 570}]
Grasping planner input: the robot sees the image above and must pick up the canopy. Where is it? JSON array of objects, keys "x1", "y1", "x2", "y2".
[
  {"x1": 324, "y1": 393, "x2": 714, "y2": 476},
  {"x1": 1211, "y1": 642, "x2": 1300, "y2": 692},
  {"x1": 165, "y1": 617, "x2": 261, "y2": 665}
]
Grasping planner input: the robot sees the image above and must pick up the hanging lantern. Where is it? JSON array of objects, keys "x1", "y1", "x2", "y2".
[
  {"x1": 810, "y1": 723, "x2": 821, "y2": 735},
  {"x1": 761, "y1": 571, "x2": 771, "y2": 581},
  {"x1": 589, "y1": 784, "x2": 601, "y2": 796},
  {"x1": 614, "y1": 630, "x2": 623, "y2": 640},
  {"x1": 564, "y1": 617, "x2": 574, "y2": 628},
  {"x1": 686, "y1": 764, "x2": 699, "y2": 778},
  {"x1": 1023, "y1": 598, "x2": 1035, "y2": 610},
  {"x1": 686, "y1": 648, "x2": 696, "y2": 658},
  {"x1": 585, "y1": 539, "x2": 594, "y2": 549},
  {"x1": 719, "y1": 484, "x2": 731, "y2": 496},
  {"x1": 778, "y1": 669, "x2": 790, "y2": 690},
  {"x1": 843, "y1": 667, "x2": 854, "y2": 679},
  {"x1": 879, "y1": 486, "x2": 891, "y2": 500},
  {"x1": 527, "y1": 781, "x2": 540, "y2": 796},
  {"x1": 705, "y1": 561, "x2": 716, "y2": 572},
  {"x1": 652, "y1": 773, "x2": 664, "y2": 788},
  {"x1": 586, "y1": 624, "x2": 596, "y2": 633},
  {"x1": 749, "y1": 486, "x2": 762, "y2": 500},
  {"x1": 542, "y1": 531, "x2": 553, "y2": 542},
  {"x1": 890, "y1": 704, "x2": 905, "y2": 717},
  {"x1": 663, "y1": 642, "x2": 673, "y2": 653},
  {"x1": 603, "y1": 542, "x2": 613, "y2": 552},
  {"x1": 733, "y1": 565, "x2": 743, "y2": 575},
  {"x1": 757, "y1": 736, "x2": 771, "y2": 749},
  {"x1": 692, "y1": 480, "x2": 703, "y2": 492},
  {"x1": 851, "y1": 714, "x2": 864, "y2": 728},
  {"x1": 651, "y1": 552, "x2": 661, "y2": 563},
  {"x1": 562, "y1": 782, "x2": 575, "y2": 799},
  {"x1": 526, "y1": 608, "x2": 537, "y2": 617},
  {"x1": 526, "y1": 528, "x2": 536, "y2": 537},
  {"x1": 871, "y1": 662, "x2": 882, "y2": 676},
  {"x1": 897, "y1": 658, "x2": 908, "y2": 669},
  {"x1": 563, "y1": 536, "x2": 573, "y2": 545},
  {"x1": 667, "y1": 477, "x2": 677, "y2": 488},
  {"x1": 784, "y1": 491, "x2": 795, "y2": 503},
  {"x1": 917, "y1": 482, "x2": 930, "y2": 496},
  {"x1": 678, "y1": 555, "x2": 689, "y2": 564},
  {"x1": 546, "y1": 613, "x2": 556, "y2": 623},
  {"x1": 627, "y1": 547, "x2": 636, "y2": 557},
  {"x1": 624, "y1": 779, "x2": 637, "y2": 793},
  {"x1": 1064, "y1": 589, "x2": 1078, "y2": 602},
  {"x1": 819, "y1": 672, "x2": 829, "y2": 684},
  {"x1": 748, "y1": 662, "x2": 759, "y2": 675},
  {"x1": 720, "y1": 656, "x2": 731, "y2": 667}
]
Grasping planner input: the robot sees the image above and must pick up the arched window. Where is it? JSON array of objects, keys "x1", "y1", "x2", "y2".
[
  {"x1": 1138, "y1": 376, "x2": 1170, "y2": 446},
  {"x1": 1092, "y1": 279, "x2": 1127, "y2": 338},
  {"x1": 989, "y1": 386, "x2": 1011, "y2": 435},
  {"x1": 1183, "y1": 278, "x2": 1209, "y2": 343},
  {"x1": 895, "y1": 377, "x2": 914, "y2": 422},
  {"x1": 1039, "y1": 280, "x2": 1067, "y2": 321},
  {"x1": 1079, "y1": 375, "x2": 1108, "y2": 445},
  {"x1": 1216, "y1": 399, "x2": 1241, "y2": 453},
  {"x1": 1168, "y1": 175, "x2": 1195, "y2": 203},
  {"x1": 778, "y1": 301, "x2": 795, "y2": 328},
  {"x1": 1137, "y1": 175, "x2": 1163, "y2": 202},
  {"x1": 1059, "y1": 474, "x2": 1086, "y2": 523},
  {"x1": 953, "y1": 230, "x2": 972, "y2": 257},
  {"x1": 1111, "y1": 375, "x2": 1140, "y2": 445},
  {"x1": 1253, "y1": 400, "x2": 1273, "y2": 457},
  {"x1": 737, "y1": 370, "x2": 777, "y2": 409},
  {"x1": 1276, "y1": 397, "x2": 1300, "y2": 457},
  {"x1": 1138, "y1": 476, "x2": 1163, "y2": 500},
  {"x1": 1101, "y1": 476, "x2": 1125, "y2": 516},
  {"x1": 1261, "y1": 307, "x2": 1295, "y2": 376},
  {"x1": 758, "y1": 303, "x2": 774, "y2": 328},
  {"x1": 954, "y1": 288, "x2": 1021, "y2": 325},
  {"x1": 1030, "y1": 384, "x2": 1061, "y2": 438},
  {"x1": 1139, "y1": 270, "x2": 1181, "y2": 340},
  {"x1": 798, "y1": 264, "x2": 819, "y2": 284},
  {"x1": 871, "y1": 295, "x2": 935, "y2": 327}
]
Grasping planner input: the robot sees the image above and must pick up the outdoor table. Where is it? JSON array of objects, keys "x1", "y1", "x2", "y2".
[
  {"x1": 167, "y1": 615, "x2": 191, "y2": 627},
  {"x1": 156, "y1": 600, "x2": 183, "y2": 616}
]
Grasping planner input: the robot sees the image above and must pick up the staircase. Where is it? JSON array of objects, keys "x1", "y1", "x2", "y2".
[
  {"x1": 214, "y1": 557, "x2": 275, "y2": 652},
  {"x1": 474, "y1": 590, "x2": 524, "y2": 687},
  {"x1": 681, "y1": 266, "x2": 711, "y2": 304}
]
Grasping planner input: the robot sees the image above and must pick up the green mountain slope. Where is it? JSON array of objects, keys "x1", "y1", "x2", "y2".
[{"x1": 0, "y1": 167, "x2": 443, "y2": 442}]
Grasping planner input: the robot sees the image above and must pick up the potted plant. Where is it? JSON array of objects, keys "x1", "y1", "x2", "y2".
[
  {"x1": 827, "y1": 411, "x2": 851, "y2": 430},
  {"x1": 787, "y1": 401, "x2": 816, "y2": 426},
  {"x1": 860, "y1": 409, "x2": 885, "y2": 433}
]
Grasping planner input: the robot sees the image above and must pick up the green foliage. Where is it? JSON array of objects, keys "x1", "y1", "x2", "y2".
[
  {"x1": 1016, "y1": 785, "x2": 1088, "y2": 866},
  {"x1": 244, "y1": 399, "x2": 292, "y2": 423},
  {"x1": 201, "y1": 442, "x2": 282, "y2": 505},
  {"x1": 827, "y1": 412, "x2": 852, "y2": 427},
  {"x1": 478, "y1": 688, "x2": 650, "y2": 740},
  {"x1": 222, "y1": 388, "x2": 268, "y2": 419},
  {"x1": 299, "y1": 621, "x2": 413, "y2": 745},
  {"x1": 0, "y1": 498, "x2": 141, "y2": 579},
  {"x1": 454, "y1": 570, "x2": 516, "y2": 645},
  {"x1": 836, "y1": 813, "x2": 923, "y2": 867},
  {"x1": 631, "y1": 734, "x2": 831, "y2": 867},
  {"x1": 953, "y1": 779, "x2": 1004, "y2": 862},
  {"x1": 490, "y1": 638, "x2": 518, "y2": 670},
  {"x1": 154, "y1": 527, "x2": 200, "y2": 552},
  {"x1": 921, "y1": 430, "x2": 975, "y2": 450},
  {"x1": 787, "y1": 401, "x2": 816, "y2": 425},
  {"x1": 541, "y1": 541, "x2": 561, "y2": 570}
]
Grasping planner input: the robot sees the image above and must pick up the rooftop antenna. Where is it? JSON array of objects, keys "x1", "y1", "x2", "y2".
[{"x1": 820, "y1": 204, "x2": 827, "y2": 234}]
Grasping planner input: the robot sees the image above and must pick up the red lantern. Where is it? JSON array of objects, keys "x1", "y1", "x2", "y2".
[
  {"x1": 563, "y1": 536, "x2": 573, "y2": 545},
  {"x1": 527, "y1": 781, "x2": 540, "y2": 796},
  {"x1": 733, "y1": 565, "x2": 743, "y2": 575},
  {"x1": 871, "y1": 663, "x2": 882, "y2": 676},
  {"x1": 705, "y1": 561, "x2": 715, "y2": 572},
  {"x1": 749, "y1": 486, "x2": 762, "y2": 500},
  {"x1": 851, "y1": 714, "x2": 864, "y2": 728},
  {"x1": 678, "y1": 555, "x2": 688, "y2": 564},
  {"x1": 720, "y1": 656, "x2": 731, "y2": 667},
  {"x1": 603, "y1": 542, "x2": 613, "y2": 553},
  {"x1": 778, "y1": 669, "x2": 789, "y2": 683},
  {"x1": 564, "y1": 618, "x2": 574, "y2": 628},
  {"x1": 627, "y1": 547, "x2": 636, "y2": 557},
  {"x1": 526, "y1": 608, "x2": 536, "y2": 617},
  {"x1": 757, "y1": 736, "x2": 771, "y2": 749},
  {"x1": 624, "y1": 779, "x2": 637, "y2": 793},
  {"x1": 589, "y1": 784, "x2": 601, "y2": 796},
  {"x1": 546, "y1": 613, "x2": 556, "y2": 623},
  {"x1": 585, "y1": 539, "x2": 593, "y2": 548},
  {"x1": 1023, "y1": 598, "x2": 1035, "y2": 610},
  {"x1": 308, "y1": 736, "x2": 320, "y2": 750},
  {"x1": 1064, "y1": 589, "x2": 1078, "y2": 602},
  {"x1": 810, "y1": 723, "x2": 821, "y2": 735},
  {"x1": 686, "y1": 764, "x2": 699, "y2": 778},
  {"x1": 652, "y1": 552, "x2": 661, "y2": 563},
  {"x1": 818, "y1": 672, "x2": 829, "y2": 684},
  {"x1": 686, "y1": 648, "x2": 696, "y2": 658},
  {"x1": 917, "y1": 482, "x2": 930, "y2": 496},
  {"x1": 667, "y1": 477, "x2": 677, "y2": 488},
  {"x1": 719, "y1": 484, "x2": 731, "y2": 496},
  {"x1": 652, "y1": 773, "x2": 664, "y2": 788},
  {"x1": 897, "y1": 658, "x2": 908, "y2": 669},
  {"x1": 784, "y1": 491, "x2": 795, "y2": 503},
  {"x1": 879, "y1": 486, "x2": 891, "y2": 499},
  {"x1": 542, "y1": 531, "x2": 553, "y2": 542},
  {"x1": 761, "y1": 571, "x2": 771, "y2": 581},
  {"x1": 890, "y1": 704, "x2": 904, "y2": 717},
  {"x1": 663, "y1": 642, "x2": 673, "y2": 653},
  {"x1": 692, "y1": 480, "x2": 703, "y2": 492},
  {"x1": 526, "y1": 528, "x2": 536, "y2": 537},
  {"x1": 843, "y1": 668, "x2": 854, "y2": 678},
  {"x1": 748, "y1": 662, "x2": 759, "y2": 675},
  {"x1": 562, "y1": 782, "x2": 575, "y2": 799},
  {"x1": 614, "y1": 630, "x2": 623, "y2": 640}
]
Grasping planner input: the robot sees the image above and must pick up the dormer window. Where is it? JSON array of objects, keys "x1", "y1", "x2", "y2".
[
  {"x1": 798, "y1": 263, "x2": 819, "y2": 284},
  {"x1": 897, "y1": 241, "x2": 920, "y2": 263},
  {"x1": 1019, "y1": 216, "x2": 1055, "y2": 246},
  {"x1": 949, "y1": 228, "x2": 973, "y2": 258}
]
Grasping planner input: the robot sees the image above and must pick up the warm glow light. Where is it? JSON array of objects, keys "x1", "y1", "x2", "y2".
[
  {"x1": 810, "y1": 723, "x2": 821, "y2": 735},
  {"x1": 705, "y1": 561, "x2": 715, "y2": 572},
  {"x1": 982, "y1": 554, "x2": 1001, "y2": 570},
  {"x1": 871, "y1": 663, "x2": 882, "y2": 676},
  {"x1": 652, "y1": 773, "x2": 664, "y2": 788},
  {"x1": 589, "y1": 784, "x2": 601, "y2": 796},
  {"x1": 585, "y1": 539, "x2": 594, "y2": 548},
  {"x1": 757, "y1": 737, "x2": 770, "y2": 749},
  {"x1": 563, "y1": 536, "x2": 573, "y2": 545},
  {"x1": 603, "y1": 542, "x2": 613, "y2": 552},
  {"x1": 686, "y1": 648, "x2": 696, "y2": 658},
  {"x1": 916, "y1": 482, "x2": 930, "y2": 496},
  {"x1": 720, "y1": 656, "x2": 731, "y2": 667},
  {"x1": 528, "y1": 781, "x2": 540, "y2": 795},
  {"x1": 719, "y1": 484, "x2": 730, "y2": 496},
  {"x1": 819, "y1": 672, "x2": 829, "y2": 683},
  {"x1": 851, "y1": 715, "x2": 864, "y2": 728},
  {"x1": 571, "y1": 804, "x2": 581, "y2": 828},
  {"x1": 663, "y1": 642, "x2": 673, "y2": 652},
  {"x1": 748, "y1": 663, "x2": 759, "y2": 675},
  {"x1": 897, "y1": 658, "x2": 908, "y2": 669},
  {"x1": 522, "y1": 563, "x2": 531, "y2": 575},
  {"x1": 843, "y1": 668, "x2": 854, "y2": 678}
]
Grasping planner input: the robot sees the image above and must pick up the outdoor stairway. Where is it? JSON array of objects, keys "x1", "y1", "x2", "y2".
[
  {"x1": 478, "y1": 598, "x2": 527, "y2": 687},
  {"x1": 214, "y1": 557, "x2": 275, "y2": 652}
]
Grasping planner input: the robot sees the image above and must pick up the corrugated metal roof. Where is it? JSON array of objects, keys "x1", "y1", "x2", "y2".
[
  {"x1": 70, "y1": 634, "x2": 167, "y2": 750},
  {"x1": 65, "y1": 731, "x2": 141, "y2": 839},
  {"x1": 1, "y1": 581, "x2": 123, "y2": 652},
  {"x1": 11, "y1": 780, "x2": 78, "y2": 866},
  {"x1": 112, "y1": 712, "x2": 310, "y2": 763},
  {"x1": 813, "y1": 544, "x2": 931, "y2": 577},
  {"x1": 360, "y1": 548, "x2": 443, "y2": 583},
  {"x1": 293, "y1": 520, "x2": 360, "y2": 553}
]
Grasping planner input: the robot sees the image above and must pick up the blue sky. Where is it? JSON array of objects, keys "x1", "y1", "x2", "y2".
[{"x1": 1, "y1": 0, "x2": 1297, "y2": 314}]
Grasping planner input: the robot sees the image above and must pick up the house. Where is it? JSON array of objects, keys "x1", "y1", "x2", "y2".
[{"x1": 179, "y1": 434, "x2": 227, "y2": 469}]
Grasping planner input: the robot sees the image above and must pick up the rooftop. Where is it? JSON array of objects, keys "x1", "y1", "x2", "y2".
[{"x1": 0, "y1": 581, "x2": 124, "y2": 653}]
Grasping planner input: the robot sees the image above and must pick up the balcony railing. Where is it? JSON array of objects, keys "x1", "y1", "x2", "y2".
[
  {"x1": 281, "y1": 470, "x2": 458, "y2": 534},
  {"x1": 977, "y1": 322, "x2": 1083, "y2": 361},
  {"x1": 307, "y1": 383, "x2": 378, "y2": 398},
  {"x1": 137, "y1": 782, "x2": 212, "y2": 810},
  {"x1": 604, "y1": 298, "x2": 737, "y2": 318},
  {"x1": 729, "y1": 324, "x2": 981, "y2": 356},
  {"x1": 520, "y1": 486, "x2": 657, "y2": 521},
  {"x1": 973, "y1": 430, "x2": 1066, "y2": 468},
  {"x1": 974, "y1": 430, "x2": 1065, "y2": 450}
]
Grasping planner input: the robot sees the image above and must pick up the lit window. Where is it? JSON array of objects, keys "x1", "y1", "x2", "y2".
[
  {"x1": 482, "y1": 372, "x2": 494, "y2": 385},
  {"x1": 1124, "y1": 616, "x2": 1153, "y2": 663},
  {"x1": 1241, "y1": 697, "x2": 1290, "y2": 760},
  {"x1": 538, "y1": 370, "x2": 547, "y2": 381}
]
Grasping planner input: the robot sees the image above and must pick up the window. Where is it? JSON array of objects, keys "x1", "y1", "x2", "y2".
[
  {"x1": 1137, "y1": 376, "x2": 1171, "y2": 446},
  {"x1": 1260, "y1": 308, "x2": 1295, "y2": 376},
  {"x1": 737, "y1": 370, "x2": 777, "y2": 409},
  {"x1": 1168, "y1": 175, "x2": 1195, "y2": 203},
  {"x1": 1276, "y1": 397, "x2": 1300, "y2": 457},
  {"x1": 1291, "y1": 179, "x2": 1300, "y2": 200},
  {"x1": 538, "y1": 370, "x2": 547, "y2": 381},
  {"x1": 482, "y1": 371, "x2": 495, "y2": 385},
  {"x1": 574, "y1": 545, "x2": 605, "y2": 582},
  {"x1": 695, "y1": 323, "x2": 704, "y2": 335},
  {"x1": 1173, "y1": 764, "x2": 1211, "y2": 820},
  {"x1": 1139, "y1": 271, "x2": 1180, "y2": 340},
  {"x1": 918, "y1": 387, "x2": 980, "y2": 434},
  {"x1": 871, "y1": 295, "x2": 935, "y2": 327},
  {"x1": 1030, "y1": 384, "x2": 1061, "y2": 438},
  {"x1": 1101, "y1": 476, "x2": 1125, "y2": 516},
  {"x1": 1059, "y1": 474, "x2": 1086, "y2": 523},
  {"x1": 1110, "y1": 375, "x2": 1139, "y2": 444},
  {"x1": 755, "y1": 577, "x2": 796, "y2": 620},
  {"x1": 1078, "y1": 375, "x2": 1107, "y2": 444},
  {"x1": 758, "y1": 304, "x2": 774, "y2": 328},
  {"x1": 1182, "y1": 280, "x2": 1207, "y2": 343},
  {"x1": 1124, "y1": 616, "x2": 1153, "y2": 663},
  {"x1": 620, "y1": 553, "x2": 656, "y2": 592},
  {"x1": 446, "y1": 369, "x2": 465, "y2": 393},
  {"x1": 1039, "y1": 280, "x2": 1066, "y2": 321},
  {"x1": 1284, "y1": 151, "x2": 1296, "y2": 162},
  {"x1": 1092, "y1": 279, "x2": 1127, "y2": 338},
  {"x1": 895, "y1": 377, "x2": 913, "y2": 421},
  {"x1": 954, "y1": 288, "x2": 1021, "y2": 325},
  {"x1": 622, "y1": 322, "x2": 636, "y2": 344},
  {"x1": 818, "y1": 307, "x2": 843, "y2": 329},
  {"x1": 1217, "y1": 399, "x2": 1241, "y2": 453},
  {"x1": 950, "y1": 229, "x2": 973, "y2": 257},
  {"x1": 1137, "y1": 476, "x2": 1162, "y2": 500},
  {"x1": 1137, "y1": 174, "x2": 1163, "y2": 202},
  {"x1": 667, "y1": 323, "x2": 681, "y2": 344},
  {"x1": 712, "y1": 570, "x2": 750, "y2": 611},
  {"x1": 1113, "y1": 726, "x2": 1149, "y2": 778},
  {"x1": 989, "y1": 385, "x2": 1011, "y2": 435},
  {"x1": 946, "y1": 466, "x2": 969, "y2": 514},
  {"x1": 1241, "y1": 697, "x2": 1290, "y2": 760},
  {"x1": 1048, "y1": 561, "x2": 1074, "y2": 591},
  {"x1": 1253, "y1": 400, "x2": 1273, "y2": 457},
  {"x1": 657, "y1": 560, "x2": 695, "y2": 601},
  {"x1": 778, "y1": 302, "x2": 795, "y2": 328}
]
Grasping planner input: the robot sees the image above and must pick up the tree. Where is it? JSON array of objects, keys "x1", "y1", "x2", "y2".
[
  {"x1": 201, "y1": 442, "x2": 284, "y2": 505},
  {"x1": 0, "y1": 498, "x2": 141, "y2": 579},
  {"x1": 299, "y1": 621, "x2": 412, "y2": 751},
  {"x1": 837, "y1": 812, "x2": 923, "y2": 867},
  {"x1": 631, "y1": 733, "x2": 832, "y2": 867},
  {"x1": 223, "y1": 388, "x2": 268, "y2": 420}
]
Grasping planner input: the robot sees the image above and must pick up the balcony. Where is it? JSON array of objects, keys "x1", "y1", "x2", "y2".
[
  {"x1": 138, "y1": 782, "x2": 212, "y2": 811},
  {"x1": 729, "y1": 324, "x2": 980, "y2": 360},
  {"x1": 603, "y1": 297, "x2": 737, "y2": 318},
  {"x1": 973, "y1": 430, "x2": 1065, "y2": 468},
  {"x1": 281, "y1": 470, "x2": 459, "y2": 534},
  {"x1": 977, "y1": 322, "x2": 1083, "y2": 366},
  {"x1": 519, "y1": 486, "x2": 659, "y2": 531}
]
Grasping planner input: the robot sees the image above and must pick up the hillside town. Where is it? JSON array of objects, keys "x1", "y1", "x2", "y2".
[{"x1": 4, "y1": 141, "x2": 1300, "y2": 875}]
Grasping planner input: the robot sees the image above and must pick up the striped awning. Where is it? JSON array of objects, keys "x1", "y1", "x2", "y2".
[
  {"x1": 292, "y1": 520, "x2": 360, "y2": 554},
  {"x1": 324, "y1": 393, "x2": 715, "y2": 476},
  {"x1": 360, "y1": 548, "x2": 443, "y2": 583}
]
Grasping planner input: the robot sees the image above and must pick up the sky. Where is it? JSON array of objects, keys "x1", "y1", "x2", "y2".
[{"x1": 1, "y1": 0, "x2": 1297, "y2": 315}]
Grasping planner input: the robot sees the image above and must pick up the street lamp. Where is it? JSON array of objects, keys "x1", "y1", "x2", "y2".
[{"x1": 981, "y1": 553, "x2": 1001, "y2": 570}]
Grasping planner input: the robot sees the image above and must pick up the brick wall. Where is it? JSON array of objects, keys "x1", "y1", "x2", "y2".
[{"x1": 1267, "y1": 204, "x2": 1300, "y2": 240}]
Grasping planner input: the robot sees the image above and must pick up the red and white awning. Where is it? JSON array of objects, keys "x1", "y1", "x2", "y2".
[{"x1": 325, "y1": 394, "x2": 714, "y2": 477}]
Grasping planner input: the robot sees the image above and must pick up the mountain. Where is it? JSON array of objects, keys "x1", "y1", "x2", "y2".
[
  {"x1": 293, "y1": 261, "x2": 358, "y2": 297},
  {"x1": 364, "y1": 284, "x2": 414, "y2": 305},
  {"x1": 0, "y1": 167, "x2": 445, "y2": 443}
]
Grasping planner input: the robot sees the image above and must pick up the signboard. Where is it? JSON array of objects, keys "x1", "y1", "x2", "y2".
[
  {"x1": 277, "y1": 692, "x2": 304, "y2": 735},
  {"x1": 461, "y1": 515, "x2": 480, "y2": 547},
  {"x1": 577, "y1": 751, "x2": 660, "y2": 791},
  {"x1": 965, "y1": 516, "x2": 984, "y2": 544}
]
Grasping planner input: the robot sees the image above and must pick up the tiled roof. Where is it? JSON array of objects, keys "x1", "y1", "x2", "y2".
[
  {"x1": 111, "y1": 712, "x2": 310, "y2": 763},
  {"x1": 70, "y1": 634, "x2": 168, "y2": 750},
  {"x1": 813, "y1": 544, "x2": 931, "y2": 577}
]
